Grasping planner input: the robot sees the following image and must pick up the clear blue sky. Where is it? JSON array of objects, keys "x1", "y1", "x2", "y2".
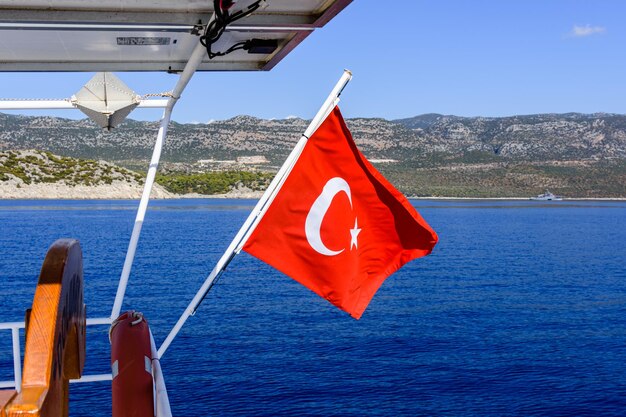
[{"x1": 2, "y1": 0, "x2": 626, "y2": 122}]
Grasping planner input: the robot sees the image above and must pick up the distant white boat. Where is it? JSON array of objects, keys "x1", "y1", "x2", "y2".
[{"x1": 530, "y1": 191, "x2": 563, "y2": 201}]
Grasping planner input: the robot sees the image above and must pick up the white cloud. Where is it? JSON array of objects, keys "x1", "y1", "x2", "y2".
[
  {"x1": 206, "y1": 119, "x2": 216, "y2": 124},
  {"x1": 286, "y1": 115, "x2": 300, "y2": 119},
  {"x1": 569, "y1": 24, "x2": 606, "y2": 38}
]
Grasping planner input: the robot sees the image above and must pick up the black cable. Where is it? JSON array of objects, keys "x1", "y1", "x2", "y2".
[
  {"x1": 208, "y1": 41, "x2": 248, "y2": 58},
  {"x1": 200, "y1": 0, "x2": 264, "y2": 59}
]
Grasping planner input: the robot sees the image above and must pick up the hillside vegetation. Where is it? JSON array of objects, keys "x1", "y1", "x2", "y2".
[
  {"x1": 0, "y1": 150, "x2": 142, "y2": 186},
  {"x1": 155, "y1": 171, "x2": 273, "y2": 195},
  {"x1": 0, "y1": 150, "x2": 273, "y2": 196},
  {"x1": 381, "y1": 160, "x2": 626, "y2": 198}
]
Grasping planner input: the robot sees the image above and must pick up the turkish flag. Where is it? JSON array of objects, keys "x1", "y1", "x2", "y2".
[{"x1": 243, "y1": 107, "x2": 438, "y2": 319}]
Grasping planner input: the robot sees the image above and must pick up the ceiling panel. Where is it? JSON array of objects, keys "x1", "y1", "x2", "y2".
[
  {"x1": 0, "y1": 0, "x2": 351, "y2": 71},
  {"x1": 0, "y1": 0, "x2": 333, "y2": 13}
]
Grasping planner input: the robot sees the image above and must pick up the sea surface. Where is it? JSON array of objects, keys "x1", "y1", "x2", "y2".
[{"x1": 0, "y1": 199, "x2": 625, "y2": 416}]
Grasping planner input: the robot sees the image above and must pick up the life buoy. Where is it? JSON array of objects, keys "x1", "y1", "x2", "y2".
[{"x1": 110, "y1": 311, "x2": 155, "y2": 417}]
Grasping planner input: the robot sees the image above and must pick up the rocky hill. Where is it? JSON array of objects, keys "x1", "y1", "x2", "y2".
[
  {"x1": 0, "y1": 150, "x2": 174, "y2": 199},
  {"x1": 1, "y1": 112, "x2": 625, "y2": 198},
  {"x1": 2, "y1": 112, "x2": 625, "y2": 163},
  {"x1": 393, "y1": 113, "x2": 626, "y2": 161}
]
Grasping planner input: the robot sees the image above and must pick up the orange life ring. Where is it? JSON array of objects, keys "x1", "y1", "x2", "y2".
[{"x1": 110, "y1": 311, "x2": 154, "y2": 417}]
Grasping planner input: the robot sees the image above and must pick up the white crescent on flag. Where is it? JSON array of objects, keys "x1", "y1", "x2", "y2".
[{"x1": 305, "y1": 177, "x2": 357, "y2": 256}]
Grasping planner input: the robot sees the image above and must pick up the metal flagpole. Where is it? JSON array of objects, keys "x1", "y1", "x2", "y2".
[
  {"x1": 157, "y1": 69, "x2": 352, "y2": 358},
  {"x1": 110, "y1": 35, "x2": 211, "y2": 321}
]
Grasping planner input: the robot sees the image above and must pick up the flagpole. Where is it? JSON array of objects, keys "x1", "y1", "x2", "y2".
[
  {"x1": 157, "y1": 70, "x2": 352, "y2": 358},
  {"x1": 235, "y1": 70, "x2": 353, "y2": 252}
]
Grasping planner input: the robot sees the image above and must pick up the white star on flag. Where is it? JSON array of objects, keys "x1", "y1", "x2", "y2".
[{"x1": 350, "y1": 218, "x2": 361, "y2": 250}]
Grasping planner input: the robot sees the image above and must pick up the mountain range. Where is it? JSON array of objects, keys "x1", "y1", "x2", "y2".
[{"x1": 1, "y1": 111, "x2": 625, "y2": 198}]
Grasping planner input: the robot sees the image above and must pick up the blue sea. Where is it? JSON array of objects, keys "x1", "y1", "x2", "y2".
[{"x1": 0, "y1": 199, "x2": 625, "y2": 416}]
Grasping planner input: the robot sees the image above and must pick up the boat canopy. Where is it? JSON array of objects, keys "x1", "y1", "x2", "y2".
[{"x1": 0, "y1": 0, "x2": 351, "y2": 72}]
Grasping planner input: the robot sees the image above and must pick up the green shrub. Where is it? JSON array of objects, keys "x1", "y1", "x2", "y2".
[{"x1": 156, "y1": 170, "x2": 274, "y2": 195}]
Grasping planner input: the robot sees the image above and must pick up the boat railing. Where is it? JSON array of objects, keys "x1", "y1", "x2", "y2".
[{"x1": 0, "y1": 317, "x2": 113, "y2": 391}]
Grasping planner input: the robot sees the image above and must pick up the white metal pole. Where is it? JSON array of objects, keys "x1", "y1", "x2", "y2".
[
  {"x1": 0, "y1": 99, "x2": 73, "y2": 109},
  {"x1": 0, "y1": 99, "x2": 168, "y2": 110},
  {"x1": 110, "y1": 38, "x2": 210, "y2": 321},
  {"x1": 150, "y1": 330, "x2": 172, "y2": 417},
  {"x1": 72, "y1": 374, "x2": 113, "y2": 383},
  {"x1": 157, "y1": 70, "x2": 352, "y2": 358},
  {"x1": 11, "y1": 327, "x2": 21, "y2": 393},
  {"x1": 137, "y1": 100, "x2": 170, "y2": 109},
  {"x1": 235, "y1": 70, "x2": 353, "y2": 251}
]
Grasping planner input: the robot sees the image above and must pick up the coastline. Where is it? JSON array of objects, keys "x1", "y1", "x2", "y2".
[
  {"x1": 0, "y1": 180, "x2": 176, "y2": 200},
  {"x1": 408, "y1": 196, "x2": 626, "y2": 201},
  {"x1": 1, "y1": 186, "x2": 624, "y2": 201},
  {"x1": 0, "y1": 173, "x2": 266, "y2": 200},
  {"x1": 1, "y1": 175, "x2": 625, "y2": 201}
]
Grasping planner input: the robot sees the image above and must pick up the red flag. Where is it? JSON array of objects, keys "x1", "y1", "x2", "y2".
[{"x1": 243, "y1": 107, "x2": 438, "y2": 319}]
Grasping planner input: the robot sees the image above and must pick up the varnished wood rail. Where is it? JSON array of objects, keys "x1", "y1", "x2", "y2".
[{"x1": 1, "y1": 239, "x2": 86, "y2": 417}]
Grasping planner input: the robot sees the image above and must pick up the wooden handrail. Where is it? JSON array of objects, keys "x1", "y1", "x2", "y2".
[{"x1": 2, "y1": 239, "x2": 86, "y2": 417}]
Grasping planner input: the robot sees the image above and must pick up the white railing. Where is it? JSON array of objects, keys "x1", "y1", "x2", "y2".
[
  {"x1": 0, "y1": 321, "x2": 23, "y2": 391},
  {"x1": 0, "y1": 99, "x2": 168, "y2": 110},
  {"x1": 0, "y1": 317, "x2": 113, "y2": 392}
]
